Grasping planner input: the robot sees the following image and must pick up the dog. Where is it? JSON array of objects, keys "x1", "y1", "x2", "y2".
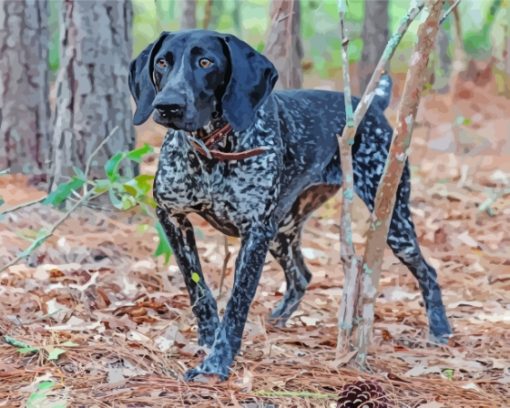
[{"x1": 128, "y1": 29, "x2": 451, "y2": 381}]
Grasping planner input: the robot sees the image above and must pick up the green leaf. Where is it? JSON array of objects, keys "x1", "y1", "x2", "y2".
[
  {"x1": 108, "y1": 189, "x2": 123, "y2": 210},
  {"x1": 37, "y1": 380, "x2": 55, "y2": 392},
  {"x1": 72, "y1": 166, "x2": 87, "y2": 182},
  {"x1": 18, "y1": 346, "x2": 39, "y2": 354},
  {"x1": 44, "y1": 177, "x2": 85, "y2": 207},
  {"x1": 442, "y1": 368, "x2": 454, "y2": 380},
  {"x1": 92, "y1": 179, "x2": 111, "y2": 194},
  {"x1": 120, "y1": 194, "x2": 137, "y2": 210},
  {"x1": 191, "y1": 272, "x2": 200, "y2": 284},
  {"x1": 153, "y1": 221, "x2": 172, "y2": 264},
  {"x1": 27, "y1": 380, "x2": 57, "y2": 408},
  {"x1": 123, "y1": 174, "x2": 154, "y2": 197},
  {"x1": 104, "y1": 152, "x2": 125, "y2": 182},
  {"x1": 139, "y1": 195, "x2": 157, "y2": 209},
  {"x1": 0, "y1": 196, "x2": 4, "y2": 207},
  {"x1": 126, "y1": 144, "x2": 153, "y2": 162},
  {"x1": 136, "y1": 223, "x2": 150, "y2": 233},
  {"x1": 3, "y1": 335, "x2": 31, "y2": 349},
  {"x1": 47, "y1": 348, "x2": 66, "y2": 361}
]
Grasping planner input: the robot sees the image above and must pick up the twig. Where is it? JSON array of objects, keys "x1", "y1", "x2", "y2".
[
  {"x1": 0, "y1": 196, "x2": 46, "y2": 215},
  {"x1": 440, "y1": 0, "x2": 461, "y2": 24},
  {"x1": 218, "y1": 236, "x2": 231, "y2": 297},
  {"x1": 355, "y1": 0, "x2": 445, "y2": 365},
  {"x1": 254, "y1": 390, "x2": 337, "y2": 399},
  {"x1": 336, "y1": 0, "x2": 361, "y2": 358},
  {"x1": 0, "y1": 191, "x2": 95, "y2": 273},
  {"x1": 1, "y1": 127, "x2": 121, "y2": 272},
  {"x1": 83, "y1": 126, "x2": 119, "y2": 194}
]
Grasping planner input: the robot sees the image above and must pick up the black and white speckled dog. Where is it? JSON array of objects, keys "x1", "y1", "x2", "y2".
[{"x1": 129, "y1": 30, "x2": 451, "y2": 381}]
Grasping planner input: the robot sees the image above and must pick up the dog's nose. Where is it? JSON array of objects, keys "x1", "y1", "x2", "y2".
[{"x1": 154, "y1": 103, "x2": 184, "y2": 118}]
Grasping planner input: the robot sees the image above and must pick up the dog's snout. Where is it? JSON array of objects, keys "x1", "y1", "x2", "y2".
[{"x1": 153, "y1": 93, "x2": 186, "y2": 118}]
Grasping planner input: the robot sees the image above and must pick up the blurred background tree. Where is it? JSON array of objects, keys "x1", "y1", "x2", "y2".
[
  {"x1": 181, "y1": 0, "x2": 197, "y2": 29},
  {"x1": 359, "y1": 0, "x2": 389, "y2": 93},
  {"x1": 50, "y1": 0, "x2": 136, "y2": 190},
  {"x1": 265, "y1": 0, "x2": 303, "y2": 89},
  {"x1": 1, "y1": 0, "x2": 509, "y2": 185},
  {"x1": 0, "y1": 0, "x2": 50, "y2": 177}
]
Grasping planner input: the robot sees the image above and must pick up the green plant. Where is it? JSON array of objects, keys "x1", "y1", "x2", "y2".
[{"x1": 0, "y1": 140, "x2": 172, "y2": 273}]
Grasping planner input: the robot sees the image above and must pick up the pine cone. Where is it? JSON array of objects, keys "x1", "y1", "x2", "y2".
[{"x1": 337, "y1": 380, "x2": 389, "y2": 408}]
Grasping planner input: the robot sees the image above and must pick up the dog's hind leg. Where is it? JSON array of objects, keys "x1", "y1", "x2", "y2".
[
  {"x1": 269, "y1": 223, "x2": 311, "y2": 325},
  {"x1": 385, "y1": 174, "x2": 451, "y2": 343},
  {"x1": 354, "y1": 164, "x2": 451, "y2": 343},
  {"x1": 269, "y1": 183, "x2": 339, "y2": 325}
]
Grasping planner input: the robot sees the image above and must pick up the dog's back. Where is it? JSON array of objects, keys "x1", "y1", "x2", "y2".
[{"x1": 271, "y1": 76, "x2": 394, "y2": 200}]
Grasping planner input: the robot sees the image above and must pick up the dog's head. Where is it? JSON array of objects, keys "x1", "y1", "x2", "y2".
[{"x1": 129, "y1": 30, "x2": 278, "y2": 132}]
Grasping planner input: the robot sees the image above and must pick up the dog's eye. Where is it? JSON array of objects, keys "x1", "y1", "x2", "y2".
[
  {"x1": 199, "y1": 58, "x2": 213, "y2": 69},
  {"x1": 157, "y1": 59, "x2": 168, "y2": 69}
]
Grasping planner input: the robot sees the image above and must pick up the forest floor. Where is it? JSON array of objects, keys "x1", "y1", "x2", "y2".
[{"x1": 0, "y1": 71, "x2": 509, "y2": 407}]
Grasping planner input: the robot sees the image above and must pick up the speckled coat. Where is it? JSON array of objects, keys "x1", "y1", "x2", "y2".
[{"x1": 129, "y1": 30, "x2": 451, "y2": 381}]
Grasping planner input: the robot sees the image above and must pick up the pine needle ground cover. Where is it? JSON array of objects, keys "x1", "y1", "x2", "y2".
[{"x1": 1, "y1": 74, "x2": 509, "y2": 407}]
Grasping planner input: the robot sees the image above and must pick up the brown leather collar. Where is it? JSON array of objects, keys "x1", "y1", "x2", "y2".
[{"x1": 189, "y1": 123, "x2": 267, "y2": 161}]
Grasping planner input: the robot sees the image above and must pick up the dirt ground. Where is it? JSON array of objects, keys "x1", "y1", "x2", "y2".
[{"x1": 1, "y1": 71, "x2": 509, "y2": 407}]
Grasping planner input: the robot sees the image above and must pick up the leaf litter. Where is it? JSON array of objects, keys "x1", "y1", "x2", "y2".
[{"x1": 1, "y1": 74, "x2": 510, "y2": 407}]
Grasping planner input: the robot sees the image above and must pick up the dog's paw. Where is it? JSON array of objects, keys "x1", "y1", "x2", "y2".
[
  {"x1": 184, "y1": 356, "x2": 230, "y2": 382},
  {"x1": 428, "y1": 306, "x2": 452, "y2": 344},
  {"x1": 268, "y1": 310, "x2": 289, "y2": 328},
  {"x1": 428, "y1": 329, "x2": 452, "y2": 345}
]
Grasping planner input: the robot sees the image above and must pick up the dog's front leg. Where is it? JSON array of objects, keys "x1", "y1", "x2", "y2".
[
  {"x1": 156, "y1": 207, "x2": 220, "y2": 347},
  {"x1": 185, "y1": 225, "x2": 273, "y2": 381}
]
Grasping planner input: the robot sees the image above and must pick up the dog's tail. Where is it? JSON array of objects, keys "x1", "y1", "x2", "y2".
[{"x1": 372, "y1": 73, "x2": 392, "y2": 111}]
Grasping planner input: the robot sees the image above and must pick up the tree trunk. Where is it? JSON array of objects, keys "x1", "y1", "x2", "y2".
[
  {"x1": 265, "y1": 0, "x2": 303, "y2": 90},
  {"x1": 181, "y1": 0, "x2": 197, "y2": 30},
  {"x1": 435, "y1": 24, "x2": 452, "y2": 92},
  {"x1": 232, "y1": 0, "x2": 241, "y2": 35},
  {"x1": 203, "y1": 0, "x2": 224, "y2": 30},
  {"x1": 0, "y1": 0, "x2": 50, "y2": 175},
  {"x1": 51, "y1": 0, "x2": 135, "y2": 189},
  {"x1": 359, "y1": 0, "x2": 389, "y2": 94}
]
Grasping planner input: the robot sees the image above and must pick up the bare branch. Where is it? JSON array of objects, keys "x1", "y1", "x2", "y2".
[
  {"x1": 336, "y1": 0, "x2": 361, "y2": 358},
  {"x1": 219, "y1": 236, "x2": 232, "y2": 297},
  {"x1": 355, "y1": 0, "x2": 445, "y2": 364},
  {"x1": 0, "y1": 196, "x2": 45, "y2": 215},
  {"x1": 336, "y1": 0, "x2": 425, "y2": 359},
  {"x1": 0, "y1": 191, "x2": 95, "y2": 273},
  {"x1": 440, "y1": 0, "x2": 461, "y2": 24},
  {"x1": 1, "y1": 126, "x2": 121, "y2": 272}
]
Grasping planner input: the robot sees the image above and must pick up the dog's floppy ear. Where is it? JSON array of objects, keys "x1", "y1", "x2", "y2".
[
  {"x1": 220, "y1": 35, "x2": 278, "y2": 132},
  {"x1": 128, "y1": 32, "x2": 170, "y2": 125}
]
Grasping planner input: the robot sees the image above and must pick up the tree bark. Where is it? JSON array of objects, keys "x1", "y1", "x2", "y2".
[
  {"x1": 265, "y1": 0, "x2": 303, "y2": 90},
  {"x1": 0, "y1": 0, "x2": 50, "y2": 175},
  {"x1": 51, "y1": 0, "x2": 136, "y2": 189},
  {"x1": 181, "y1": 0, "x2": 197, "y2": 30},
  {"x1": 359, "y1": 0, "x2": 389, "y2": 94}
]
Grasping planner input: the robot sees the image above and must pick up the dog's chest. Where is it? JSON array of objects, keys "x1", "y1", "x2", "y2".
[{"x1": 154, "y1": 132, "x2": 280, "y2": 229}]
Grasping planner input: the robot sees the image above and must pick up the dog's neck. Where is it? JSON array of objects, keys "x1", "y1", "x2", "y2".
[
  {"x1": 188, "y1": 115, "x2": 230, "y2": 142},
  {"x1": 184, "y1": 116, "x2": 267, "y2": 162}
]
